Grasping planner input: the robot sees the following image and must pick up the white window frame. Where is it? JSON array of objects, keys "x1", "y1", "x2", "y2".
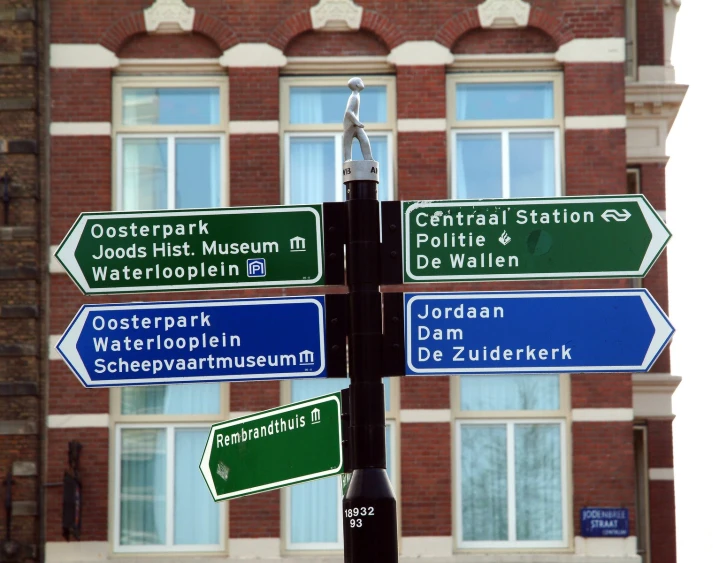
[
  {"x1": 452, "y1": 374, "x2": 571, "y2": 551},
  {"x1": 447, "y1": 72, "x2": 564, "y2": 199},
  {"x1": 455, "y1": 419, "x2": 568, "y2": 549},
  {"x1": 110, "y1": 385, "x2": 229, "y2": 554},
  {"x1": 112, "y1": 75, "x2": 230, "y2": 211},
  {"x1": 280, "y1": 76, "x2": 397, "y2": 204},
  {"x1": 282, "y1": 378, "x2": 400, "y2": 553},
  {"x1": 450, "y1": 127, "x2": 562, "y2": 199},
  {"x1": 113, "y1": 422, "x2": 228, "y2": 554}
]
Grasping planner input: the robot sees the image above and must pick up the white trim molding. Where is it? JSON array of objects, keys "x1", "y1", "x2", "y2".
[
  {"x1": 219, "y1": 43, "x2": 287, "y2": 68},
  {"x1": 401, "y1": 536, "x2": 453, "y2": 558},
  {"x1": 46, "y1": 541, "x2": 109, "y2": 562},
  {"x1": 400, "y1": 409, "x2": 451, "y2": 423},
  {"x1": 50, "y1": 122, "x2": 112, "y2": 136},
  {"x1": 451, "y1": 53, "x2": 558, "y2": 71},
  {"x1": 632, "y1": 373, "x2": 681, "y2": 417},
  {"x1": 478, "y1": 0, "x2": 531, "y2": 29},
  {"x1": 48, "y1": 414, "x2": 110, "y2": 429},
  {"x1": 555, "y1": 38, "x2": 625, "y2": 63},
  {"x1": 229, "y1": 120, "x2": 279, "y2": 134},
  {"x1": 575, "y1": 536, "x2": 638, "y2": 557},
  {"x1": 398, "y1": 118, "x2": 447, "y2": 132},
  {"x1": 50, "y1": 44, "x2": 119, "y2": 68},
  {"x1": 572, "y1": 408, "x2": 634, "y2": 422},
  {"x1": 229, "y1": 538, "x2": 281, "y2": 558},
  {"x1": 49, "y1": 245, "x2": 63, "y2": 273},
  {"x1": 565, "y1": 115, "x2": 627, "y2": 130},
  {"x1": 310, "y1": 0, "x2": 363, "y2": 31},
  {"x1": 228, "y1": 411, "x2": 255, "y2": 420},
  {"x1": 387, "y1": 41, "x2": 454, "y2": 66},
  {"x1": 48, "y1": 335, "x2": 61, "y2": 360},
  {"x1": 144, "y1": 0, "x2": 195, "y2": 33},
  {"x1": 649, "y1": 467, "x2": 675, "y2": 481}
]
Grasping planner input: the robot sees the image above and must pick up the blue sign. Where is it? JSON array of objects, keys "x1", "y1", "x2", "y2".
[
  {"x1": 56, "y1": 296, "x2": 327, "y2": 388},
  {"x1": 405, "y1": 289, "x2": 673, "y2": 375},
  {"x1": 581, "y1": 508, "x2": 629, "y2": 538}
]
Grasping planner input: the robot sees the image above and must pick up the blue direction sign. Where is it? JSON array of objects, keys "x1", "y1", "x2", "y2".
[
  {"x1": 580, "y1": 508, "x2": 629, "y2": 538},
  {"x1": 405, "y1": 289, "x2": 673, "y2": 375},
  {"x1": 56, "y1": 296, "x2": 328, "y2": 387}
]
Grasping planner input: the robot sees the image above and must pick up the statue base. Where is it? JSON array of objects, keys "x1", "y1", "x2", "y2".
[{"x1": 343, "y1": 159, "x2": 379, "y2": 184}]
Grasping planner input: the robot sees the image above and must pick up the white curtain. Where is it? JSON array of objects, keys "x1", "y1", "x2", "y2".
[
  {"x1": 174, "y1": 429, "x2": 219, "y2": 544},
  {"x1": 290, "y1": 137, "x2": 336, "y2": 203},
  {"x1": 119, "y1": 429, "x2": 167, "y2": 545},
  {"x1": 509, "y1": 132, "x2": 556, "y2": 197},
  {"x1": 121, "y1": 384, "x2": 220, "y2": 415},
  {"x1": 455, "y1": 133, "x2": 502, "y2": 199},
  {"x1": 460, "y1": 375, "x2": 560, "y2": 411},
  {"x1": 121, "y1": 138, "x2": 167, "y2": 211}
]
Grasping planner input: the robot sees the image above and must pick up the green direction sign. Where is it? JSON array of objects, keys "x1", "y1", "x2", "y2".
[
  {"x1": 55, "y1": 205, "x2": 324, "y2": 295},
  {"x1": 403, "y1": 195, "x2": 670, "y2": 283},
  {"x1": 200, "y1": 393, "x2": 343, "y2": 501}
]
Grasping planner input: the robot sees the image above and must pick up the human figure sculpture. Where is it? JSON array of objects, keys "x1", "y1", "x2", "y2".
[{"x1": 343, "y1": 77, "x2": 374, "y2": 162}]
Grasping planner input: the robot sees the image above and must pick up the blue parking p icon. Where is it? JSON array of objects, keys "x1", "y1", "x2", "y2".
[{"x1": 247, "y1": 258, "x2": 266, "y2": 277}]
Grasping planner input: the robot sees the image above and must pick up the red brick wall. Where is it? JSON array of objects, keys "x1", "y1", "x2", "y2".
[
  {"x1": 401, "y1": 377, "x2": 449, "y2": 409},
  {"x1": 637, "y1": 0, "x2": 665, "y2": 66},
  {"x1": 649, "y1": 481, "x2": 676, "y2": 563},
  {"x1": 285, "y1": 30, "x2": 388, "y2": 56},
  {"x1": 229, "y1": 68, "x2": 279, "y2": 122},
  {"x1": 229, "y1": 135, "x2": 281, "y2": 207},
  {"x1": 572, "y1": 421, "x2": 636, "y2": 535},
  {"x1": 564, "y1": 63, "x2": 625, "y2": 116},
  {"x1": 396, "y1": 66, "x2": 445, "y2": 120},
  {"x1": 397, "y1": 132, "x2": 447, "y2": 201},
  {"x1": 51, "y1": 69, "x2": 112, "y2": 122},
  {"x1": 565, "y1": 129, "x2": 627, "y2": 195},
  {"x1": 647, "y1": 419, "x2": 674, "y2": 468},
  {"x1": 400, "y1": 423, "x2": 451, "y2": 536},
  {"x1": 118, "y1": 33, "x2": 222, "y2": 58},
  {"x1": 453, "y1": 27, "x2": 557, "y2": 54},
  {"x1": 571, "y1": 374, "x2": 632, "y2": 409}
]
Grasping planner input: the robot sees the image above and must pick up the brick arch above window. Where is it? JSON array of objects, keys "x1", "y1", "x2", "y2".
[
  {"x1": 269, "y1": 8, "x2": 402, "y2": 53},
  {"x1": 98, "y1": 10, "x2": 238, "y2": 55},
  {"x1": 435, "y1": 5, "x2": 574, "y2": 51},
  {"x1": 284, "y1": 29, "x2": 389, "y2": 57},
  {"x1": 117, "y1": 32, "x2": 223, "y2": 59},
  {"x1": 452, "y1": 26, "x2": 558, "y2": 55}
]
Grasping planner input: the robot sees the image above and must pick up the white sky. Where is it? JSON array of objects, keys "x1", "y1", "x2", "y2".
[{"x1": 666, "y1": 1, "x2": 727, "y2": 560}]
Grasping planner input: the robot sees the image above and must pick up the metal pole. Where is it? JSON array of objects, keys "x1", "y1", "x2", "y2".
[{"x1": 341, "y1": 77, "x2": 398, "y2": 563}]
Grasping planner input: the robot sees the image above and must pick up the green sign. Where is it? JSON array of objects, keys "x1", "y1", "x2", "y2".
[
  {"x1": 200, "y1": 393, "x2": 343, "y2": 501},
  {"x1": 55, "y1": 205, "x2": 325, "y2": 295},
  {"x1": 403, "y1": 195, "x2": 670, "y2": 283}
]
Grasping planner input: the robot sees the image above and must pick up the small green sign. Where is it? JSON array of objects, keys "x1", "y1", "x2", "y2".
[
  {"x1": 55, "y1": 205, "x2": 325, "y2": 295},
  {"x1": 200, "y1": 393, "x2": 343, "y2": 501},
  {"x1": 403, "y1": 195, "x2": 670, "y2": 283}
]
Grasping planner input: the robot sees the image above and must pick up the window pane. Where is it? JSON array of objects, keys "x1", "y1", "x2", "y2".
[
  {"x1": 290, "y1": 476, "x2": 340, "y2": 545},
  {"x1": 461, "y1": 425, "x2": 508, "y2": 541},
  {"x1": 455, "y1": 133, "x2": 502, "y2": 199},
  {"x1": 456, "y1": 83, "x2": 554, "y2": 121},
  {"x1": 174, "y1": 429, "x2": 219, "y2": 545},
  {"x1": 290, "y1": 86, "x2": 387, "y2": 125},
  {"x1": 515, "y1": 424, "x2": 562, "y2": 541},
  {"x1": 354, "y1": 135, "x2": 391, "y2": 200},
  {"x1": 460, "y1": 375, "x2": 560, "y2": 411},
  {"x1": 121, "y1": 384, "x2": 220, "y2": 415},
  {"x1": 289, "y1": 136, "x2": 337, "y2": 204},
  {"x1": 291, "y1": 378, "x2": 349, "y2": 403},
  {"x1": 120, "y1": 429, "x2": 167, "y2": 545},
  {"x1": 122, "y1": 138, "x2": 167, "y2": 211},
  {"x1": 123, "y1": 88, "x2": 220, "y2": 126},
  {"x1": 175, "y1": 138, "x2": 221, "y2": 208},
  {"x1": 509, "y1": 132, "x2": 556, "y2": 197}
]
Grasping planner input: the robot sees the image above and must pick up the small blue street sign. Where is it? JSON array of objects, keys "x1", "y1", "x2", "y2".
[
  {"x1": 56, "y1": 296, "x2": 328, "y2": 387},
  {"x1": 580, "y1": 508, "x2": 629, "y2": 538},
  {"x1": 404, "y1": 289, "x2": 673, "y2": 375}
]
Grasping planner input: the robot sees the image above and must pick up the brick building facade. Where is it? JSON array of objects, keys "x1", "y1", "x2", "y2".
[
  {"x1": 37, "y1": 0, "x2": 686, "y2": 562},
  {"x1": 0, "y1": 1, "x2": 46, "y2": 562}
]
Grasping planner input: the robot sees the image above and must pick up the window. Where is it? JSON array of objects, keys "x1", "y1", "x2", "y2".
[
  {"x1": 625, "y1": 0, "x2": 637, "y2": 79},
  {"x1": 113, "y1": 384, "x2": 226, "y2": 553},
  {"x1": 448, "y1": 74, "x2": 563, "y2": 199},
  {"x1": 113, "y1": 76, "x2": 228, "y2": 211},
  {"x1": 281, "y1": 77, "x2": 396, "y2": 204},
  {"x1": 285, "y1": 378, "x2": 397, "y2": 551},
  {"x1": 455, "y1": 374, "x2": 569, "y2": 549}
]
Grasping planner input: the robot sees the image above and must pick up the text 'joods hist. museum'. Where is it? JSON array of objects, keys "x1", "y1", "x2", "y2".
[{"x1": 0, "y1": 1, "x2": 685, "y2": 562}]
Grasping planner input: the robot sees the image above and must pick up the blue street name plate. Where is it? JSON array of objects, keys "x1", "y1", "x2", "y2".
[
  {"x1": 404, "y1": 289, "x2": 674, "y2": 375},
  {"x1": 56, "y1": 296, "x2": 327, "y2": 387},
  {"x1": 580, "y1": 508, "x2": 629, "y2": 538}
]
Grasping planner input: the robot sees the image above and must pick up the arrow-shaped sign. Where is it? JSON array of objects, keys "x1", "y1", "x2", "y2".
[
  {"x1": 56, "y1": 296, "x2": 328, "y2": 387},
  {"x1": 55, "y1": 205, "x2": 326, "y2": 295},
  {"x1": 401, "y1": 195, "x2": 670, "y2": 283},
  {"x1": 404, "y1": 289, "x2": 674, "y2": 375},
  {"x1": 200, "y1": 393, "x2": 344, "y2": 501}
]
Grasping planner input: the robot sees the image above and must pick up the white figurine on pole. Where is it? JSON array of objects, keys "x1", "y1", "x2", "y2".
[{"x1": 342, "y1": 77, "x2": 379, "y2": 184}]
